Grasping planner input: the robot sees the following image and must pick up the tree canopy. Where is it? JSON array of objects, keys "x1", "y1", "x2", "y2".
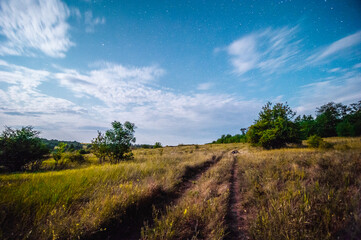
[
  {"x1": 92, "y1": 121, "x2": 136, "y2": 163},
  {"x1": 0, "y1": 126, "x2": 49, "y2": 171},
  {"x1": 247, "y1": 102, "x2": 301, "y2": 149},
  {"x1": 296, "y1": 101, "x2": 361, "y2": 139}
]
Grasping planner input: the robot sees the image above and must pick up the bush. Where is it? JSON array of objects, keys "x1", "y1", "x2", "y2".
[
  {"x1": 64, "y1": 152, "x2": 85, "y2": 164},
  {"x1": 0, "y1": 126, "x2": 49, "y2": 171},
  {"x1": 79, "y1": 149, "x2": 89, "y2": 154},
  {"x1": 307, "y1": 135, "x2": 323, "y2": 148},
  {"x1": 307, "y1": 135, "x2": 333, "y2": 149}
]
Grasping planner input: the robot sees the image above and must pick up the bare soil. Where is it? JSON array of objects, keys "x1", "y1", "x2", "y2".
[{"x1": 225, "y1": 153, "x2": 249, "y2": 240}]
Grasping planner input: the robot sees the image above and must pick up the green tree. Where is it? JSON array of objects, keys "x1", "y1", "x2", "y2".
[
  {"x1": 91, "y1": 131, "x2": 108, "y2": 164},
  {"x1": 154, "y1": 142, "x2": 162, "y2": 148},
  {"x1": 92, "y1": 121, "x2": 136, "y2": 164},
  {"x1": 52, "y1": 142, "x2": 67, "y2": 168},
  {"x1": 0, "y1": 126, "x2": 49, "y2": 171},
  {"x1": 106, "y1": 121, "x2": 136, "y2": 163},
  {"x1": 295, "y1": 114, "x2": 317, "y2": 140},
  {"x1": 247, "y1": 102, "x2": 301, "y2": 149},
  {"x1": 338, "y1": 100, "x2": 361, "y2": 136},
  {"x1": 315, "y1": 102, "x2": 347, "y2": 137}
]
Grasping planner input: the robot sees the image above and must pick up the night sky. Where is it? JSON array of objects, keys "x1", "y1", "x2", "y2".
[{"x1": 0, "y1": 0, "x2": 360, "y2": 145}]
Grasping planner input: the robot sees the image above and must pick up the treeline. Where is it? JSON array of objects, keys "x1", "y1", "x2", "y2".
[
  {"x1": 0, "y1": 121, "x2": 136, "y2": 172},
  {"x1": 41, "y1": 138, "x2": 84, "y2": 152},
  {"x1": 212, "y1": 134, "x2": 247, "y2": 144},
  {"x1": 214, "y1": 100, "x2": 361, "y2": 149},
  {"x1": 296, "y1": 101, "x2": 361, "y2": 139}
]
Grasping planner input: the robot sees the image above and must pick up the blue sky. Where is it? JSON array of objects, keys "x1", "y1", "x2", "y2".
[{"x1": 0, "y1": 0, "x2": 361, "y2": 145}]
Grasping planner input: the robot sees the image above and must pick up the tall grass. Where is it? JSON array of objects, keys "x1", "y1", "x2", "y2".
[
  {"x1": 237, "y1": 139, "x2": 361, "y2": 239},
  {"x1": 141, "y1": 151, "x2": 238, "y2": 240},
  {"x1": 0, "y1": 145, "x2": 226, "y2": 239}
]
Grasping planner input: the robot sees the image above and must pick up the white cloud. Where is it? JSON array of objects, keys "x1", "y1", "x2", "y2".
[
  {"x1": 197, "y1": 82, "x2": 214, "y2": 91},
  {"x1": 353, "y1": 62, "x2": 361, "y2": 69},
  {"x1": 295, "y1": 71, "x2": 361, "y2": 115},
  {"x1": 328, "y1": 67, "x2": 341, "y2": 73},
  {"x1": 0, "y1": 0, "x2": 73, "y2": 57},
  {"x1": 224, "y1": 26, "x2": 300, "y2": 76},
  {"x1": 308, "y1": 30, "x2": 361, "y2": 64},
  {"x1": 0, "y1": 61, "x2": 85, "y2": 114},
  {"x1": 0, "y1": 61, "x2": 262, "y2": 144},
  {"x1": 84, "y1": 10, "x2": 106, "y2": 33}
]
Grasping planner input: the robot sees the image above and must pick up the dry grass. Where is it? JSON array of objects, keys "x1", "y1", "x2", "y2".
[
  {"x1": 141, "y1": 150, "x2": 243, "y2": 240},
  {"x1": 0, "y1": 145, "x2": 226, "y2": 240},
  {"x1": 237, "y1": 137, "x2": 361, "y2": 239},
  {"x1": 1, "y1": 138, "x2": 359, "y2": 239}
]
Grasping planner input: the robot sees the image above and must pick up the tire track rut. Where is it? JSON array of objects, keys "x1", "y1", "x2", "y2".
[
  {"x1": 225, "y1": 154, "x2": 248, "y2": 240},
  {"x1": 89, "y1": 153, "x2": 224, "y2": 240}
]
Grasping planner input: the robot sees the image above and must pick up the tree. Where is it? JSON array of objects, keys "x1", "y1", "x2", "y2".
[
  {"x1": 106, "y1": 121, "x2": 136, "y2": 163},
  {"x1": 154, "y1": 142, "x2": 162, "y2": 148},
  {"x1": 247, "y1": 102, "x2": 301, "y2": 149},
  {"x1": 52, "y1": 142, "x2": 67, "y2": 168},
  {"x1": 92, "y1": 121, "x2": 136, "y2": 164},
  {"x1": 337, "y1": 100, "x2": 361, "y2": 136},
  {"x1": 315, "y1": 102, "x2": 347, "y2": 137},
  {"x1": 295, "y1": 114, "x2": 317, "y2": 140},
  {"x1": 0, "y1": 126, "x2": 49, "y2": 171},
  {"x1": 91, "y1": 131, "x2": 108, "y2": 164}
]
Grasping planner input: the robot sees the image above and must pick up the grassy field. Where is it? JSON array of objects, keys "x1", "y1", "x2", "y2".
[
  {"x1": 1, "y1": 139, "x2": 361, "y2": 239},
  {"x1": 237, "y1": 137, "x2": 361, "y2": 239}
]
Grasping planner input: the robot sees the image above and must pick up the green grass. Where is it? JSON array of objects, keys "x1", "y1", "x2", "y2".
[
  {"x1": 1, "y1": 139, "x2": 360, "y2": 239},
  {"x1": 0, "y1": 145, "x2": 228, "y2": 239}
]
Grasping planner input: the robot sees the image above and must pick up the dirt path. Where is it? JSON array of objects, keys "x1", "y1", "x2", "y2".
[
  {"x1": 90, "y1": 154, "x2": 224, "y2": 240},
  {"x1": 225, "y1": 154, "x2": 248, "y2": 240}
]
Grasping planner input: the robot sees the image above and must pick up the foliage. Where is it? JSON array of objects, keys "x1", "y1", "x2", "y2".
[
  {"x1": 307, "y1": 135, "x2": 323, "y2": 148},
  {"x1": 52, "y1": 142, "x2": 67, "y2": 168},
  {"x1": 0, "y1": 126, "x2": 49, "y2": 172},
  {"x1": 63, "y1": 151, "x2": 85, "y2": 164},
  {"x1": 247, "y1": 102, "x2": 301, "y2": 149},
  {"x1": 294, "y1": 101, "x2": 361, "y2": 139},
  {"x1": 212, "y1": 134, "x2": 247, "y2": 144},
  {"x1": 314, "y1": 102, "x2": 347, "y2": 137},
  {"x1": 295, "y1": 114, "x2": 317, "y2": 140},
  {"x1": 106, "y1": 121, "x2": 136, "y2": 163},
  {"x1": 92, "y1": 121, "x2": 136, "y2": 163},
  {"x1": 153, "y1": 142, "x2": 162, "y2": 148},
  {"x1": 91, "y1": 131, "x2": 108, "y2": 163},
  {"x1": 41, "y1": 138, "x2": 83, "y2": 152}
]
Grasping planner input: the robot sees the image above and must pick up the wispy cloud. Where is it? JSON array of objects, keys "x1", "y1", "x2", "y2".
[
  {"x1": 0, "y1": 60, "x2": 262, "y2": 144},
  {"x1": 0, "y1": 0, "x2": 74, "y2": 58},
  {"x1": 224, "y1": 26, "x2": 300, "y2": 76},
  {"x1": 307, "y1": 30, "x2": 361, "y2": 64},
  {"x1": 0, "y1": 61, "x2": 85, "y2": 115},
  {"x1": 84, "y1": 10, "x2": 106, "y2": 33},
  {"x1": 295, "y1": 71, "x2": 361, "y2": 115},
  {"x1": 197, "y1": 82, "x2": 214, "y2": 91}
]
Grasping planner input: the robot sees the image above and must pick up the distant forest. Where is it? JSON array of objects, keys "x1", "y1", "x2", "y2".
[
  {"x1": 213, "y1": 101, "x2": 361, "y2": 144},
  {"x1": 41, "y1": 139, "x2": 83, "y2": 152}
]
